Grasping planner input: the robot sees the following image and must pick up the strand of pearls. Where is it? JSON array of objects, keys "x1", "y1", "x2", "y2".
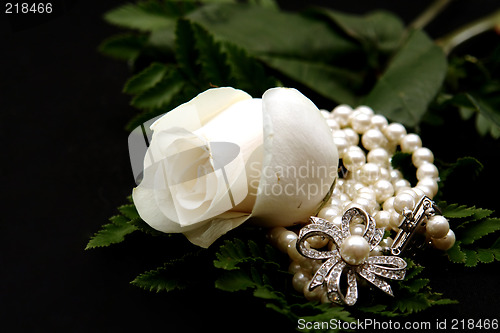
[{"x1": 268, "y1": 104, "x2": 455, "y2": 303}]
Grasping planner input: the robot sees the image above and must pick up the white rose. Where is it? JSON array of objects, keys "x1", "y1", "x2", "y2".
[{"x1": 132, "y1": 87, "x2": 338, "y2": 248}]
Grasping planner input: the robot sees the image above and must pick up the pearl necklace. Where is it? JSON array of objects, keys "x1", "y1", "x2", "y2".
[{"x1": 268, "y1": 104, "x2": 455, "y2": 304}]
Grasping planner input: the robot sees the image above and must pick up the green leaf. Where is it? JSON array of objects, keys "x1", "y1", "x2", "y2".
[
  {"x1": 460, "y1": 218, "x2": 500, "y2": 245},
  {"x1": 123, "y1": 62, "x2": 168, "y2": 95},
  {"x1": 477, "y1": 248, "x2": 495, "y2": 263},
  {"x1": 446, "y1": 242, "x2": 466, "y2": 263},
  {"x1": 86, "y1": 215, "x2": 137, "y2": 250},
  {"x1": 131, "y1": 68, "x2": 186, "y2": 109},
  {"x1": 131, "y1": 250, "x2": 206, "y2": 292},
  {"x1": 131, "y1": 264, "x2": 182, "y2": 292},
  {"x1": 215, "y1": 270, "x2": 256, "y2": 292},
  {"x1": 404, "y1": 278, "x2": 430, "y2": 293},
  {"x1": 364, "y1": 30, "x2": 447, "y2": 127},
  {"x1": 117, "y1": 204, "x2": 140, "y2": 220},
  {"x1": 261, "y1": 56, "x2": 360, "y2": 105},
  {"x1": 174, "y1": 19, "x2": 202, "y2": 82},
  {"x1": 98, "y1": 34, "x2": 147, "y2": 61},
  {"x1": 317, "y1": 9, "x2": 405, "y2": 54},
  {"x1": 104, "y1": 3, "x2": 175, "y2": 32},
  {"x1": 129, "y1": 218, "x2": 165, "y2": 237},
  {"x1": 394, "y1": 293, "x2": 430, "y2": 314},
  {"x1": 188, "y1": 3, "x2": 357, "y2": 63},
  {"x1": 223, "y1": 43, "x2": 277, "y2": 97},
  {"x1": 192, "y1": 23, "x2": 233, "y2": 86},
  {"x1": 464, "y1": 248, "x2": 479, "y2": 267}
]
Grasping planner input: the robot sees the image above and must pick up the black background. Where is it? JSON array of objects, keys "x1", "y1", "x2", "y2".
[{"x1": 1, "y1": 0, "x2": 499, "y2": 332}]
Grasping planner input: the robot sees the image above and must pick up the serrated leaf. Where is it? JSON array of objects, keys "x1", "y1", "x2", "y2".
[
  {"x1": 223, "y1": 43, "x2": 277, "y2": 97},
  {"x1": 174, "y1": 19, "x2": 201, "y2": 81},
  {"x1": 464, "y1": 249, "x2": 479, "y2": 267},
  {"x1": 460, "y1": 218, "x2": 500, "y2": 245},
  {"x1": 446, "y1": 242, "x2": 466, "y2": 263},
  {"x1": 317, "y1": 9, "x2": 405, "y2": 54},
  {"x1": 188, "y1": 3, "x2": 357, "y2": 63},
  {"x1": 131, "y1": 265, "x2": 182, "y2": 292},
  {"x1": 491, "y1": 238, "x2": 500, "y2": 260},
  {"x1": 404, "y1": 278, "x2": 430, "y2": 293},
  {"x1": 104, "y1": 3, "x2": 175, "y2": 32},
  {"x1": 129, "y1": 218, "x2": 165, "y2": 237},
  {"x1": 131, "y1": 251, "x2": 206, "y2": 292},
  {"x1": 123, "y1": 62, "x2": 168, "y2": 95},
  {"x1": 261, "y1": 56, "x2": 359, "y2": 105},
  {"x1": 364, "y1": 29, "x2": 447, "y2": 127},
  {"x1": 117, "y1": 204, "x2": 140, "y2": 220},
  {"x1": 131, "y1": 69, "x2": 185, "y2": 109},
  {"x1": 441, "y1": 203, "x2": 480, "y2": 219},
  {"x1": 86, "y1": 215, "x2": 137, "y2": 250},
  {"x1": 477, "y1": 248, "x2": 495, "y2": 263},
  {"x1": 192, "y1": 23, "x2": 233, "y2": 86},
  {"x1": 98, "y1": 34, "x2": 147, "y2": 61},
  {"x1": 215, "y1": 270, "x2": 256, "y2": 292},
  {"x1": 394, "y1": 293, "x2": 430, "y2": 314}
]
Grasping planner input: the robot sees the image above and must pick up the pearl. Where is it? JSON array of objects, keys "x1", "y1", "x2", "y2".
[
  {"x1": 411, "y1": 187, "x2": 426, "y2": 200},
  {"x1": 289, "y1": 261, "x2": 302, "y2": 274},
  {"x1": 332, "y1": 104, "x2": 352, "y2": 127},
  {"x1": 277, "y1": 230, "x2": 298, "y2": 253},
  {"x1": 370, "y1": 245, "x2": 383, "y2": 257},
  {"x1": 327, "y1": 118, "x2": 340, "y2": 130},
  {"x1": 355, "y1": 105, "x2": 374, "y2": 116},
  {"x1": 267, "y1": 227, "x2": 286, "y2": 245},
  {"x1": 393, "y1": 192, "x2": 416, "y2": 214},
  {"x1": 350, "y1": 224, "x2": 365, "y2": 236},
  {"x1": 383, "y1": 197, "x2": 395, "y2": 211},
  {"x1": 380, "y1": 237, "x2": 393, "y2": 248},
  {"x1": 417, "y1": 177, "x2": 439, "y2": 197},
  {"x1": 367, "y1": 148, "x2": 390, "y2": 166},
  {"x1": 389, "y1": 211, "x2": 403, "y2": 229},
  {"x1": 384, "y1": 123, "x2": 407, "y2": 142},
  {"x1": 343, "y1": 128, "x2": 359, "y2": 146},
  {"x1": 287, "y1": 239, "x2": 306, "y2": 262},
  {"x1": 393, "y1": 178, "x2": 411, "y2": 193},
  {"x1": 371, "y1": 114, "x2": 388, "y2": 130},
  {"x1": 379, "y1": 167, "x2": 390, "y2": 180},
  {"x1": 373, "y1": 179, "x2": 394, "y2": 203},
  {"x1": 426, "y1": 215, "x2": 450, "y2": 238},
  {"x1": 412, "y1": 147, "x2": 434, "y2": 167},
  {"x1": 292, "y1": 269, "x2": 311, "y2": 292},
  {"x1": 362, "y1": 129, "x2": 386, "y2": 150},
  {"x1": 318, "y1": 206, "x2": 342, "y2": 222},
  {"x1": 343, "y1": 149, "x2": 366, "y2": 171},
  {"x1": 431, "y1": 229, "x2": 456, "y2": 250},
  {"x1": 417, "y1": 163, "x2": 439, "y2": 180},
  {"x1": 340, "y1": 235, "x2": 371, "y2": 265},
  {"x1": 350, "y1": 112, "x2": 372, "y2": 134},
  {"x1": 332, "y1": 216, "x2": 343, "y2": 228},
  {"x1": 333, "y1": 136, "x2": 348, "y2": 158},
  {"x1": 390, "y1": 169, "x2": 403, "y2": 182},
  {"x1": 307, "y1": 235, "x2": 329, "y2": 248},
  {"x1": 400, "y1": 133, "x2": 422, "y2": 153},
  {"x1": 374, "y1": 210, "x2": 391, "y2": 228},
  {"x1": 320, "y1": 110, "x2": 331, "y2": 119},
  {"x1": 358, "y1": 163, "x2": 380, "y2": 184}
]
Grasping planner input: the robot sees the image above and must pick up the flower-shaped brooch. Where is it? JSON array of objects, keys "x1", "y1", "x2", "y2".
[{"x1": 296, "y1": 207, "x2": 407, "y2": 306}]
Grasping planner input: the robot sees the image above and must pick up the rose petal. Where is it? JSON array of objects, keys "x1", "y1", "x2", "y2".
[
  {"x1": 251, "y1": 88, "x2": 338, "y2": 226},
  {"x1": 183, "y1": 212, "x2": 251, "y2": 248},
  {"x1": 151, "y1": 87, "x2": 252, "y2": 134}
]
